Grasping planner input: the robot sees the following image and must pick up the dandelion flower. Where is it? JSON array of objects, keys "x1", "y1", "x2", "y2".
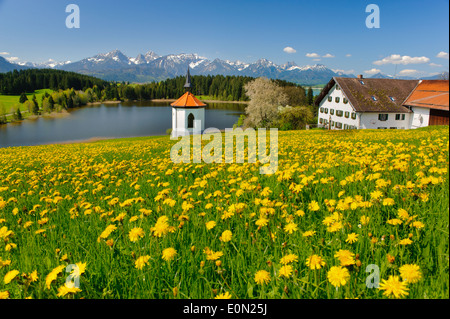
[
  {"x1": 278, "y1": 265, "x2": 293, "y2": 278},
  {"x1": 205, "y1": 221, "x2": 216, "y2": 230},
  {"x1": 305, "y1": 255, "x2": 326, "y2": 270},
  {"x1": 399, "y1": 264, "x2": 422, "y2": 284},
  {"x1": 162, "y1": 248, "x2": 177, "y2": 261},
  {"x1": 135, "y1": 255, "x2": 151, "y2": 269},
  {"x1": 284, "y1": 222, "x2": 298, "y2": 234},
  {"x1": 128, "y1": 227, "x2": 145, "y2": 242},
  {"x1": 219, "y1": 230, "x2": 232, "y2": 242},
  {"x1": 57, "y1": 283, "x2": 82, "y2": 297},
  {"x1": 254, "y1": 270, "x2": 271, "y2": 285},
  {"x1": 255, "y1": 217, "x2": 269, "y2": 227},
  {"x1": 280, "y1": 254, "x2": 298, "y2": 265},
  {"x1": 4, "y1": 270, "x2": 19, "y2": 284},
  {"x1": 215, "y1": 291, "x2": 232, "y2": 299},
  {"x1": 0, "y1": 291, "x2": 9, "y2": 299},
  {"x1": 398, "y1": 238, "x2": 413, "y2": 245},
  {"x1": 327, "y1": 266, "x2": 350, "y2": 287},
  {"x1": 334, "y1": 249, "x2": 356, "y2": 266},
  {"x1": 379, "y1": 275, "x2": 409, "y2": 298},
  {"x1": 302, "y1": 230, "x2": 316, "y2": 238},
  {"x1": 308, "y1": 201, "x2": 320, "y2": 212},
  {"x1": 345, "y1": 233, "x2": 359, "y2": 244},
  {"x1": 45, "y1": 265, "x2": 66, "y2": 289}
]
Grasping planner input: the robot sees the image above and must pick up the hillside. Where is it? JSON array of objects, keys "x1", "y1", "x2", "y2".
[{"x1": 0, "y1": 126, "x2": 448, "y2": 299}]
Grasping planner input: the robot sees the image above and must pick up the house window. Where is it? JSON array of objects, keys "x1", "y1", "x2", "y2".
[
  {"x1": 331, "y1": 121, "x2": 335, "y2": 127},
  {"x1": 395, "y1": 114, "x2": 405, "y2": 120},
  {"x1": 344, "y1": 124, "x2": 349, "y2": 129},
  {"x1": 344, "y1": 111, "x2": 350, "y2": 118},
  {"x1": 336, "y1": 85, "x2": 340, "y2": 90},
  {"x1": 324, "y1": 108, "x2": 328, "y2": 114},
  {"x1": 187, "y1": 113, "x2": 194, "y2": 128},
  {"x1": 377, "y1": 127, "x2": 387, "y2": 129},
  {"x1": 371, "y1": 96, "x2": 378, "y2": 101},
  {"x1": 335, "y1": 97, "x2": 340, "y2": 103},
  {"x1": 330, "y1": 109, "x2": 334, "y2": 115},
  {"x1": 378, "y1": 114, "x2": 388, "y2": 121},
  {"x1": 389, "y1": 96, "x2": 396, "y2": 102},
  {"x1": 343, "y1": 98, "x2": 348, "y2": 104},
  {"x1": 328, "y1": 96, "x2": 332, "y2": 102},
  {"x1": 359, "y1": 80, "x2": 365, "y2": 85},
  {"x1": 320, "y1": 107, "x2": 324, "y2": 113},
  {"x1": 335, "y1": 122, "x2": 342, "y2": 129},
  {"x1": 390, "y1": 127, "x2": 397, "y2": 129},
  {"x1": 336, "y1": 110, "x2": 343, "y2": 117},
  {"x1": 319, "y1": 118, "x2": 323, "y2": 124},
  {"x1": 351, "y1": 112, "x2": 357, "y2": 119}
]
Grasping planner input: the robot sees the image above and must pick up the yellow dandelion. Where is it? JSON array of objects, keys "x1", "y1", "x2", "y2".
[
  {"x1": 135, "y1": 255, "x2": 151, "y2": 270},
  {"x1": 205, "y1": 220, "x2": 216, "y2": 230},
  {"x1": 254, "y1": 270, "x2": 271, "y2": 285},
  {"x1": 399, "y1": 264, "x2": 422, "y2": 284},
  {"x1": 162, "y1": 248, "x2": 177, "y2": 261},
  {"x1": 128, "y1": 227, "x2": 145, "y2": 242},
  {"x1": 219, "y1": 230, "x2": 233, "y2": 242},
  {"x1": 280, "y1": 254, "x2": 298, "y2": 265},
  {"x1": 4, "y1": 270, "x2": 19, "y2": 284},
  {"x1": 305, "y1": 254, "x2": 326, "y2": 270},
  {"x1": 379, "y1": 275, "x2": 409, "y2": 298},
  {"x1": 345, "y1": 233, "x2": 359, "y2": 244},
  {"x1": 278, "y1": 265, "x2": 293, "y2": 278},
  {"x1": 327, "y1": 266, "x2": 350, "y2": 287},
  {"x1": 215, "y1": 291, "x2": 232, "y2": 299}
]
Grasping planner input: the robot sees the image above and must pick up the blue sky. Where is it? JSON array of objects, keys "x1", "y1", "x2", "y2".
[{"x1": 0, "y1": 0, "x2": 448, "y2": 77}]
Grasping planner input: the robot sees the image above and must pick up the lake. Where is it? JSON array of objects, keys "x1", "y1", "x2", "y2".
[{"x1": 0, "y1": 101, "x2": 246, "y2": 148}]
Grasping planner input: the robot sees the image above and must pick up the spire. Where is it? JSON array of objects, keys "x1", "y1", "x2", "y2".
[{"x1": 184, "y1": 67, "x2": 192, "y2": 91}]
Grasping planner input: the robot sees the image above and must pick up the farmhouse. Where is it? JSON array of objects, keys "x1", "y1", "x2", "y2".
[
  {"x1": 315, "y1": 76, "x2": 449, "y2": 130},
  {"x1": 403, "y1": 80, "x2": 449, "y2": 128}
]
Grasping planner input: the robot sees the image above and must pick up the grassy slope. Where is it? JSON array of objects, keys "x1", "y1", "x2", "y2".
[{"x1": 0, "y1": 89, "x2": 53, "y2": 114}]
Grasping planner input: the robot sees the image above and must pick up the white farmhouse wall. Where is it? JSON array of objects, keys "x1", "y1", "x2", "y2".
[
  {"x1": 317, "y1": 84, "x2": 359, "y2": 129},
  {"x1": 409, "y1": 107, "x2": 430, "y2": 129},
  {"x1": 360, "y1": 113, "x2": 411, "y2": 129}
]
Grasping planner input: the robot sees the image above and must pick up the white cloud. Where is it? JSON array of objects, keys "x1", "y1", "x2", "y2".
[
  {"x1": 0, "y1": 51, "x2": 10, "y2": 56},
  {"x1": 332, "y1": 69, "x2": 355, "y2": 75},
  {"x1": 373, "y1": 54, "x2": 430, "y2": 65},
  {"x1": 345, "y1": 54, "x2": 352, "y2": 57},
  {"x1": 364, "y1": 68, "x2": 382, "y2": 75},
  {"x1": 398, "y1": 69, "x2": 418, "y2": 76},
  {"x1": 283, "y1": 46, "x2": 296, "y2": 54},
  {"x1": 306, "y1": 52, "x2": 320, "y2": 58},
  {"x1": 429, "y1": 62, "x2": 443, "y2": 67},
  {"x1": 322, "y1": 53, "x2": 335, "y2": 58},
  {"x1": 436, "y1": 51, "x2": 449, "y2": 59}
]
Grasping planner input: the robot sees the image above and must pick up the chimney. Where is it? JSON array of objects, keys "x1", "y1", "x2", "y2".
[{"x1": 357, "y1": 74, "x2": 364, "y2": 79}]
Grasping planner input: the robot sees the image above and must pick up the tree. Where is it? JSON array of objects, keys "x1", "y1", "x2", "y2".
[
  {"x1": 277, "y1": 106, "x2": 314, "y2": 130},
  {"x1": 14, "y1": 107, "x2": 23, "y2": 121},
  {"x1": 307, "y1": 87, "x2": 314, "y2": 106},
  {"x1": 243, "y1": 77, "x2": 288, "y2": 128},
  {"x1": 19, "y1": 93, "x2": 28, "y2": 104}
]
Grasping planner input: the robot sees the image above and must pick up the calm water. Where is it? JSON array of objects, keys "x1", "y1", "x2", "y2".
[{"x1": 0, "y1": 101, "x2": 246, "y2": 148}]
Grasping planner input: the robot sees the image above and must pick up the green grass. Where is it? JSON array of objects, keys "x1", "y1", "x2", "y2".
[
  {"x1": 0, "y1": 127, "x2": 448, "y2": 299},
  {"x1": 0, "y1": 89, "x2": 53, "y2": 114}
]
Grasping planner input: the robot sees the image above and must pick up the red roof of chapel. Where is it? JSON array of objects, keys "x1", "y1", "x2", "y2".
[{"x1": 171, "y1": 91, "x2": 206, "y2": 107}]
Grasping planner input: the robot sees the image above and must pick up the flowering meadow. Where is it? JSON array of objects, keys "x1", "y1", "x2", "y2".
[{"x1": 0, "y1": 126, "x2": 448, "y2": 299}]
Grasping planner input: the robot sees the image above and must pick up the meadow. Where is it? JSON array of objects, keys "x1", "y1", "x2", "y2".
[
  {"x1": 0, "y1": 89, "x2": 53, "y2": 114},
  {"x1": 0, "y1": 126, "x2": 448, "y2": 299}
]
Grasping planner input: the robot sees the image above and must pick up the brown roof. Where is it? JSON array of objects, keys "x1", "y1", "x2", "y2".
[
  {"x1": 170, "y1": 91, "x2": 207, "y2": 108},
  {"x1": 402, "y1": 80, "x2": 449, "y2": 111},
  {"x1": 316, "y1": 77, "x2": 420, "y2": 113}
]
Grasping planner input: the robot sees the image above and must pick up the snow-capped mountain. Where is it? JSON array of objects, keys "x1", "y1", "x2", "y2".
[{"x1": 0, "y1": 49, "x2": 372, "y2": 85}]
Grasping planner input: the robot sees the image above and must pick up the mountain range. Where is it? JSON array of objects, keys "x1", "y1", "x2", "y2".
[{"x1": 1, "y1": 50, "x2": 448, "y2": 86}]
